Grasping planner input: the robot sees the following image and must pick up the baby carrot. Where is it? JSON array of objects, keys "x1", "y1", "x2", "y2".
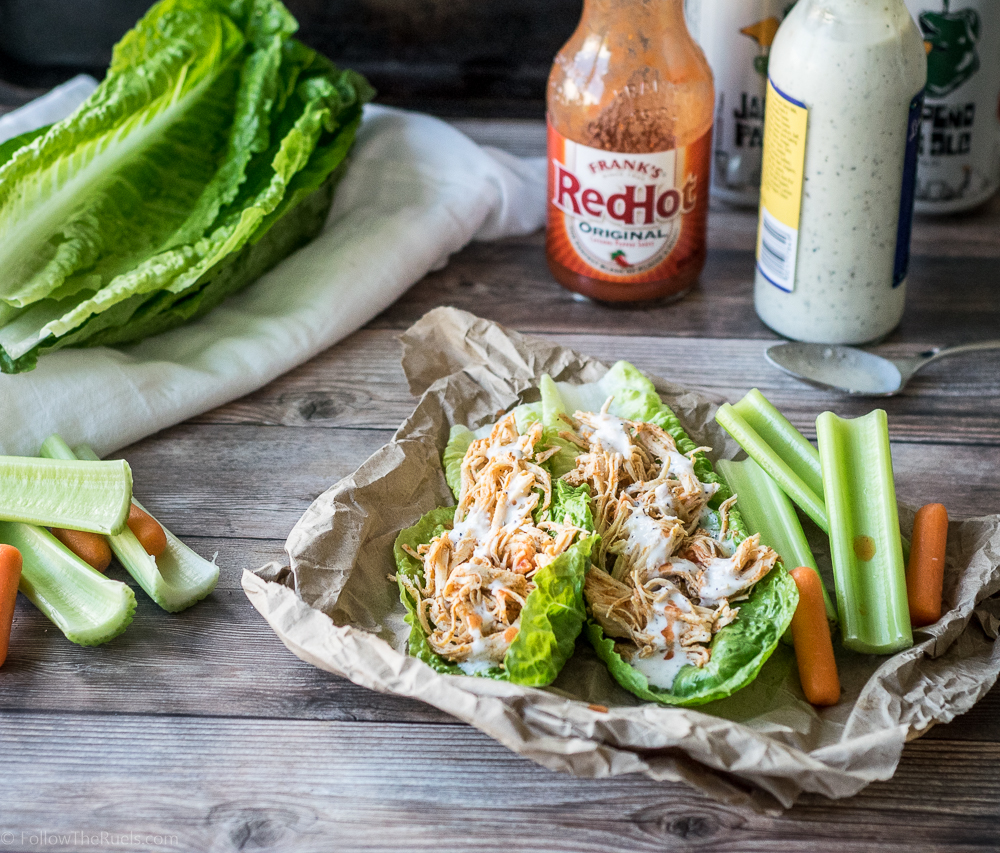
[
  {"x1": 790, "y1": 566, "x2": 841, "y2": 707},
  {"x1": 906, "y1": 503, "x2": 949, "y2": 628},
  {"x1": 49, "y1": 527, "x2": 112, "y2": 572},
  {"x1": 0, "y1": 545, "x2": 23, "y2": 667},
  {"x1": 127, "y1": 504, "x2": 167, "y2": 558}
]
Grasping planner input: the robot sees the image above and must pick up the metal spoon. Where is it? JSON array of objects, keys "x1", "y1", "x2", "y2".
[{"x1": 765, "y1": 340, "x2": 1000, "y2": 396}]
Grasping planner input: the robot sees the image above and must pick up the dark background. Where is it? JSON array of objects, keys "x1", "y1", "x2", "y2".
[{"x1": 0, "y1": 0, "x2": 583, "y2": 116}]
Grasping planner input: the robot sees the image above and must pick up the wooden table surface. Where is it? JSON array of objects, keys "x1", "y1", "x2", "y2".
[{"x1": 2, "y1": 121, "x2": 999, "y2": 852}]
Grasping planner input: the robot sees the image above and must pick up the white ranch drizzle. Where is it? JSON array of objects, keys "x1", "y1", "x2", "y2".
[
  {"x1": 634, "y1": 586, "x2": 694, "y2": 689},
  {"x1": 485, "y1": 434, "x2": 532, "y2": 460},
  {"x1": 500, "y1": 470, "x2": 537, "y2": 528},
  {"x1": 623, "y1": 502, "x2": 676, "y2": 573},
  {"x1": 585, "y1": 412, "x2": 633, "y2": 457},
  {"x1": 652, "y1": 483, "x2": 680, "y2": 518},
  {"x1": 698, "y1": 554, "x2": 748, "y2": 607},
  {"x1": 448, "y1": 506, "x2": 492, "y2": 545}
]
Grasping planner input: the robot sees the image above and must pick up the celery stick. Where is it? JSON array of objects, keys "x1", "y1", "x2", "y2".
[
  {"x1": 715, "y1": 403, "x2": 829, "y2": 532},
  {"x1": 717, "y1": 458, "x2": 837, "y2": 624},
  {"x1": 0, "y1": 521, "x2": 135, "y2": 645},
  {"x1": 73, "y1": 444, "x2": 220, "y2": 612},
  {"x1": 0, "y1": 452, "x2": 131, "y2": 534},
  {"x1": 733, "y1": 389, "x2": 823, "y2": 500},
  {"x1": 816, "y1": 410, "x2": 911, "y2": 655}
]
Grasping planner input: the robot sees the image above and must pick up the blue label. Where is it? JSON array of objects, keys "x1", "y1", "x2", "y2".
[{"x1": 893, "y1": 90, "x2": 924, "y2": 287}]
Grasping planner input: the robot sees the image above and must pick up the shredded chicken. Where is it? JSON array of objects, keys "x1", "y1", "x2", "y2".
[
  {"x1": 398, "y1": 414, "x2": 584, "y2": 671},
  {"x1": 562, "y1": 399, "x2": 779, "y2": 685}
]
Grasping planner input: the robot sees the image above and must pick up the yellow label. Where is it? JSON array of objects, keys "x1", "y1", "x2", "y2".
[
  {"x1": 757, "y1": 79, "x2": 808, "y2": 292},
  {"x1": 759, "y1": 80, "x2": 807, "y2": 228}
]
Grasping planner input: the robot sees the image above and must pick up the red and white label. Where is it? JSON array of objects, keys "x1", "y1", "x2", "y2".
[{"x1": 546, "y1": 124, "x2": 711, "y2": 282}]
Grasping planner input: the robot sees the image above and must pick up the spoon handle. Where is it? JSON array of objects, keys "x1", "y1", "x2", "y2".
[{"x1": 921, "y1": 340, "x2": 1000, "y2": 367}]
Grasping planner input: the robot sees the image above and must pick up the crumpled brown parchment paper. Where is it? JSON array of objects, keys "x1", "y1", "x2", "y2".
[{"x1": 243, "y1": 307, "x2": 1000, "y2": 812}]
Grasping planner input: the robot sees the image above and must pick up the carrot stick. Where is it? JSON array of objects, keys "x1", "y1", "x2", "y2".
[
  {"x1": 127, "y1": 504, "x2": 167, "y2": 558},
  {"x1": 906, "y1": 503, "x2": 949, "y2": 628},
  {"x1": 790, "y1": 566, "x2": 841, "y2": 706},
  {"x1": 49, "y1": 527, "x2": 112, "y2": 572},
  {"x1": 0, "y1": 545, "x2": 23, "y2": 667}
]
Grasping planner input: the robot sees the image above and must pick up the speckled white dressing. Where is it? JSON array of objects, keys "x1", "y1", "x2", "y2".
[{"x1": 754, "y1": 0, "x2": 927, "y2": 344}]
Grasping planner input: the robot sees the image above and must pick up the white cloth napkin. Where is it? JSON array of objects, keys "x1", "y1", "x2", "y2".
[{"x1": 0, "y1": 78, "x2": 547, "y2": 457}]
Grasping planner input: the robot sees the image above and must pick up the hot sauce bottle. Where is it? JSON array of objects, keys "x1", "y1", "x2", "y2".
[{"x1": 546, "y1": 0, "x2": 715, "y2": 303}]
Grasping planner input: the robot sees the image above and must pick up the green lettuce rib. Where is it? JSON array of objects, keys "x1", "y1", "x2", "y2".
[
  {"x1": 442, "y1": 425, "x2": 475, "y2": 501},
  {"x1": 0, "y1": 521, "x2": 135, "y2": 645}
]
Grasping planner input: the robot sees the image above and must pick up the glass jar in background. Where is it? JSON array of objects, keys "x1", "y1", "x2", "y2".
[
  {"x1": 685, "y1": 0, "x2": 796, "y2": 208},
  {"x1": 904, "y1": 0, "x2": 1000, "y2": 213},
  {"x1": 546, "y1": 0, "x2": 714, "y2": 303}
]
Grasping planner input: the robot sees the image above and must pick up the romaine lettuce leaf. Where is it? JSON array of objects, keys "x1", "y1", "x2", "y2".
[
  {"x1": 503, "y1": 534, "x2": 594, "y2": 686},
  {"x1": 539, "y1": 479, "x2": 593, "y2": 530},
  {"x1": 587, "y1": 565, "x2": 797, "y2": 706},
  {"x1": 540, "y1": 361, "x2": 731, "y2": 506},
  {"x1": 442, "y1": 425, "x2": 475, "y2": 501}
]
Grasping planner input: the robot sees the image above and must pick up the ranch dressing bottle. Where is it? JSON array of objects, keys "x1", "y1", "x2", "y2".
[
  {"x1": 904, "y1": 0, "x2": 1000, "y2": 213},
  {"x1": 686, "y1": 0, "x2": 796, "y2": 207},
  {"x1": 754, "y1": 0, "x2": 927, "y2": 344}
]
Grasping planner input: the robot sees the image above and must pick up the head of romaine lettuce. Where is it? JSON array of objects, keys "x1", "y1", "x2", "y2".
[{"x1": 0, "y1": 0, "x2": 373, "y2": 373}]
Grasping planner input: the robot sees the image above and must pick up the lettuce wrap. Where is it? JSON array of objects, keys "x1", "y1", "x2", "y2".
[
  {"x1": 393, "y1": 413, "x2": 596, "y2": 687},
  {"x1": 537, "y1": 362, "x2": 799, "y2": 706}
]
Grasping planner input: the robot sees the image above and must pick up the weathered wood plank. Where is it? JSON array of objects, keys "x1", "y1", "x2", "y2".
[
  {"x1": 4, "y1": 551, "x2": 999, "y2": 735},
  {"x1": 119, "y1": 424, "x2": 394, "y2": 540},
  {"x1": 197, "y1": 329, "x2": 1000, "y2": 446},
  {"x1": 370, "y1": 237, "x2": 1000, "y2": 341},
  {"x1": 0, "y1": 713, "x2": 997, "y2": 852},
  {"x1": 0, "y1": 572, "x2": 451, "y2": 724}
]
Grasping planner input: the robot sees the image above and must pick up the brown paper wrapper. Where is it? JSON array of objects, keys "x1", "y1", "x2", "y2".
[{"x1": 244, "y1": 307, "x2": 1000, "y2": 811}]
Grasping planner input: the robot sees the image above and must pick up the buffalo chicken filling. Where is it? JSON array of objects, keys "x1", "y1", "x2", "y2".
[
  {"x1": 559, "y1": 400, "x2": 778, "y2": 688},
  {"x1": 399, "y1": 414, "x2": 586, "y2": 674}
]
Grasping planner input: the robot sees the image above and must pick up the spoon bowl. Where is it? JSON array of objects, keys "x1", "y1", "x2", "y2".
[
  {"x1": 766, "y1": 343, "x2": 905, "y2": 395},
  {"x1": 765, "y1": 339, "x2": 1000, "y2": 396}
]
